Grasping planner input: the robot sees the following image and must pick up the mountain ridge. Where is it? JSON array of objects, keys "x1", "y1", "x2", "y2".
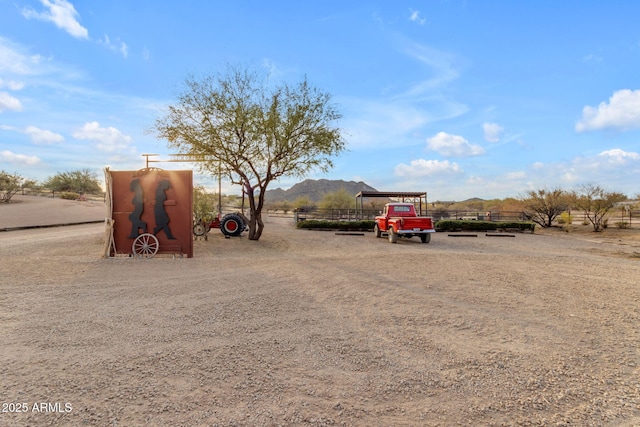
[{"x1": 264, "y1": 179, "x2": 377, "y2": 203}]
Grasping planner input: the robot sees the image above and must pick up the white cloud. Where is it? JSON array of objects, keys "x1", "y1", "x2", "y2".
[
  {"x1": 409, "y1": 10, "x2": 426, "y2": 25},
  {"x1": 0, "y1": 37, "x2": 54, "y2": 76},
  {"x1": 576, "y1": 89, "x2": 640, "y2": 132},
  {"x1": 98, "y1": 35, "x2": 129, "y2": 58},
  {"x1": 395, "y1": 159, "x2": 462, "y2": 177},
  {"x1": 0, "y1": 92, "x2": 23, "y2": 112},
  {"x1": 0, "y1": 79, "x2": 25, "y2": 90},
  {"x1": 0, "y1": 150, "x2": 40, "y2": 166},
  {"x1": 25, "y1": 126, "x2": 64, "y2": 144},
  {"x1": 398, "y1": 42, "x2": 460, "y2": 95},
  {"x1": 598, "y1": 148, "x2": 640, "y2": 164},
  {"x1": 73, "y1": 121, "x2": 133, "y2": 153},
  {"x1": 483, "y1": 122, "x2": 504, "y2": 143},
  {"x1": 505, "y1": 171, "x2": 526, "y2": 180},
  {"x1": 22, "y1": 0, "x2": 89, "y2": 39},
  {"x1": 122, "y1": 43, "x2": 129, "y2": 58},
  {"x1": 341, "y1": 39, "x2": 467, "y2": 150},
  {"x1": 426, "y1": 132, "x2": 485, "y2": 157},
  {"x1": 342, "y1": 98, "x2": 435, "y2": 149}
]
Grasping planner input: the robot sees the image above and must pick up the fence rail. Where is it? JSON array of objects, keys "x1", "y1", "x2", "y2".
[
  {"x1": 267, "y1": 208, "x2": 381, "y2": 222},
  {"x1": 267, "y1": 208, "x2": 640, "y2": 227}
]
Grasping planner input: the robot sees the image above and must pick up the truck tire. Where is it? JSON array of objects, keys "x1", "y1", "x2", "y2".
[
  {"x1": 420, "y1": 233, "x2": 431, "y2": 243},
  {"x1": 374, "y1": 224, "x2": 381, "y2": 238},
  {"x1": 220, "y1": 213, "x2": 244, "y2": 237},
  {"x1": 388, "y1": 227, "x2": 398, "y2": 243}
]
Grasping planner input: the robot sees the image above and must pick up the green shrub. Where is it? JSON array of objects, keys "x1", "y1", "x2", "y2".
[
  {"x1": 615, "y1": 221, "x2": 630, "y2": 229},
  {"x1": 435, "y1": 220, "x2": 535, "y2": 233},
  {"x1": 296, "y1": 220, "x2": 374, "y2": 231},
  {"x1": 59, "y1": 191, "x2": 79, "y2": 200}
]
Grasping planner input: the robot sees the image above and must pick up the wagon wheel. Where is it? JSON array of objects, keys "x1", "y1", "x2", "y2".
[
  {"x1": 193, "y1": 222, "x2": 207, "y2": 236},
  {"x1": 132, "y1": 233, "x2": 159, "y2": 258}
]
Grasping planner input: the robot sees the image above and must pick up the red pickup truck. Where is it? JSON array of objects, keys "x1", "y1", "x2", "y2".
[{"x1": 374, "y1": 203, "x2": 435, "y2": 243}]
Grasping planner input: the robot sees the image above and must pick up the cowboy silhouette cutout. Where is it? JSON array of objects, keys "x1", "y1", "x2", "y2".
[
  {"x1": 128, "y1": 178, "x2": 147, "y2": 238},
  {"x1": 153, "y1": 179, "x2": 176, "y2": 239}
]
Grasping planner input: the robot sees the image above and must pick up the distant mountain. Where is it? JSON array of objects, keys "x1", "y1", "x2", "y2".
[{"x1": 264, "y1": 179, "x2": 377, "y2": 203}]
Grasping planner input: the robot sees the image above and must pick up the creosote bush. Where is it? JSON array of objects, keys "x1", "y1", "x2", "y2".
[{"x1": 60, "y1": 192, "x2": 80, "y2": 200}]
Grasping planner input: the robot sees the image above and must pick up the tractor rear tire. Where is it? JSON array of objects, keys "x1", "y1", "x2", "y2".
[{"x1": 220, "y1": 213, "x2": 244, "y2": 237}]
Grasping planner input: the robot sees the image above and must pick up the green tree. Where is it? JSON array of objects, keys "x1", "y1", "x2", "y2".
[
  {"x1": 153, "y1": 65, "x2": 345, "y2": 240},
  {"x1": 522, "y1": 188, "x2": 569, "y2": 227},
  {"x1": 193, "y1": 186, "x2": 217, "y2": 222},
  {"x1": 318, "y1": 187, "x2": 353, "y2": 210},
  {"x1": 44, "y1": 169, "x2": 102, "y2": 194},
  {"x1": 571, "y1": 184, "x2": 627, "y2": 232},
  {"x1": 293, "y1": 195, "x2": 314, "y2": 209}
]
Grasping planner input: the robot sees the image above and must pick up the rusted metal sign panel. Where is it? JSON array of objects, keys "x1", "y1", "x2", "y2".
[{"x1": 110, "y1": 169, "x2": 193, "y2": 258}]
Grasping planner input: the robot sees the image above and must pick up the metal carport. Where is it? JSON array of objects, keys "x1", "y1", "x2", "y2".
[{"x1": 355, "y1": 191, "x2": 428, "y2": 216}]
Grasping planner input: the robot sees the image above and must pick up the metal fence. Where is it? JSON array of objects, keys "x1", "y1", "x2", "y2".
[
  {"x1": 267, "y1": 208, "x2": 381, "y2": 222},
  {"x1": 267, "y1": 208, "x2": 640, "y2": 228}
]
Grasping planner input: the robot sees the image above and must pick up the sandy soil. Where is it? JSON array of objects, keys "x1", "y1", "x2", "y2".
[{"x1": 1, "y1": 208, "x2": 640, "y2": 426}]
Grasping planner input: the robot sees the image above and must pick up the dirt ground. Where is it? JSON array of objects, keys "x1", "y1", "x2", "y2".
[{"x1": 1, "y1": 202, "x2": 640, "y2": 426}]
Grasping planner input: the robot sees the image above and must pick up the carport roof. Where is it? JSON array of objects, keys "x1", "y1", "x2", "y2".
[{"x1": 355, "y1": 191, "x2": 426, "y2": 198}]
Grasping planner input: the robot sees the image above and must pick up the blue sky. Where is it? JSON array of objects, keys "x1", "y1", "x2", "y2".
[{"x1": 1, "y1": 0, "x2": 640, "y2": 201}]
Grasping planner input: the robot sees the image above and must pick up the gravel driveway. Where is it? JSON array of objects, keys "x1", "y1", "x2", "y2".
[{"x1": 1, "y1": 202, "x2": 640, "y2": 426}]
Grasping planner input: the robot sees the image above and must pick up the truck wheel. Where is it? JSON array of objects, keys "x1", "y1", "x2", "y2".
[
  {"x1": 420, "y1": 233, "x2": 431, "y2": 243},
  {"x1": 388, "y1": 227, "x2": 398, "y2": 243},
  {"x1": 220, "y1": 213, "x2": 244, "y2": 237},
  {"x1": 374, "y1": 224, "x2": 381, "y2": 238}
]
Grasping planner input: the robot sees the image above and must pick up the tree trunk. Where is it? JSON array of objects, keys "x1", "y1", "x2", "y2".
[
  {"x1": 248, "y1": 209, "x2": 264, "y2": 240},
  {"x1": 245, "y1": 183, "x2": 265, "y2": 240}
]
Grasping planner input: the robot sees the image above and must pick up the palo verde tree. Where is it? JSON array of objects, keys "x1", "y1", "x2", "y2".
[
  {"x1": 153, "y1": 65, "x2": 345, "y2": 240},
  {"x1": 571, "y1": 184, "x2": 627, "y2": 232},
  {"x1": 522, "y1": 187, "x2": 569, "y2": 227},
  {"x1": 318, "y1": 187, "x2": 353, "y2": 210}
]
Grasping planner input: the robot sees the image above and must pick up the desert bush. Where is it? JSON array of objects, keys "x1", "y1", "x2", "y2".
[
  {"x1": 296, "y1": 220, "x2": 374, "y2": 231},
  {"x1": 44, "y1": 169, "x2": 102, "y2": 194},
  {"x1": 522, "y1": 188, "x2": 569, "y2": 227},
  {"x1": 615, "y1": 221, "x2": 630, "y2": 229},
  {"x1": 60, "y1": 191, "x2": 79, "y2": 200},
  {"x1": 557, "y1": 212, "x2": 572, "y2": 225},
  {"x1": 571, "y1": 184, "x2": 626, "y2": 232},
  {"x1": 1, "y1": 171, "x2": 35, "y2": 203}
]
